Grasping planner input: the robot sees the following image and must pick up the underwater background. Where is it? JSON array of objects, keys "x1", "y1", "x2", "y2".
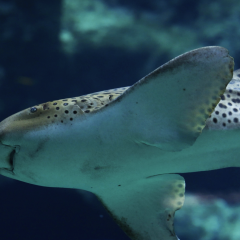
[{"x1": 0, "y1": 0, "x2": 240, "y2": 239}]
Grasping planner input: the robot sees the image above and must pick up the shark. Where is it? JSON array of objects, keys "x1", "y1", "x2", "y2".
[{"x1": 0, "y1": 46, "x2": 236, "y2": 240}]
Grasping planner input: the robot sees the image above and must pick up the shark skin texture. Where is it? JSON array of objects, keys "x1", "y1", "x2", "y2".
[{"x1": 0, "y1": 46, "x2": 235, "y2": 240}]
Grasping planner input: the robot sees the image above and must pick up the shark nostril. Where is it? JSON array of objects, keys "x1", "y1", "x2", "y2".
[{"x1": 43, "y1": 103, "x2": 49, "y2": 110}]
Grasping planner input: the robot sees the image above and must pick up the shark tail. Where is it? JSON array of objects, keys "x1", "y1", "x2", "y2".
[{"x1": 96, "y1": 174, "x2": 185, "y2": 240}]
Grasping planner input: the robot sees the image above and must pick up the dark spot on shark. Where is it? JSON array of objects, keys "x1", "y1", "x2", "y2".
[
  {"x1": 53, "y1": 102, "x2": 57, "y2": 105},
  {"x1": 213, "y1": 118, "x2": 217, "y2": 123},
  {"x1": 94, "y1": 166, "x2": 103, "y2": 170},
  {"x1": 65, "y1": 110, "x2": 69, "y2": 114},
  {"x1": 63, "y1": 103, "x2": 68, "y2": 106},
  {"x1": 232, "y1": 98, "x2": 240, "y2": 103},
  {"x1": 73, "y1": 111, "x2": 77, "y2": 114},
  {"x1": 222, "y1": 113, "x2": 226, "y2": 118},
  {"x1": 233, "y1": 108, "x2": 238, "y2": 112},
  {"x1": 220, "y1": 95, "x2": 225, "y2": 100},
  {"x1": 234, "y1": 118, "x2": 239, "y2": 123},
  {"x1": 56, "y1": 107, "x2": 59, "y2": 110},
  {"x1": 219, "y1": 103, "x2": 227, "y2": 109},
  {"x1": 228, "y1": 102, "x2": 232, "y2": 106},
  {"x1": 222, "y1": 123, "x2": 226, "y2": 127},
  {"x1": 167, "y1": 214, "x2": 172, "y2": 222}
]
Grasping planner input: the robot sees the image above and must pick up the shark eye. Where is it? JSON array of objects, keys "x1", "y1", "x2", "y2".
[{"x1": 30, "y1": 107, "x2": 37, "y2": 113}]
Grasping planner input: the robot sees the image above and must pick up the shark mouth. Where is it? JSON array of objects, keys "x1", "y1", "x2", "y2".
[{"x1": 0, "y1": 142, "x2": 19, "y2": 174}]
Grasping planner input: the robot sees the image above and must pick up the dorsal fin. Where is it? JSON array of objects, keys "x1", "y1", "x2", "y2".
[{"x1": 96, "y1": 46, "x2": 234, "y2": 151}]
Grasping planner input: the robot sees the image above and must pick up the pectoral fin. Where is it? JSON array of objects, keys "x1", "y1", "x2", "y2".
[{"x1": 96, "y1": 174, "x2": 185, "y2": 240}]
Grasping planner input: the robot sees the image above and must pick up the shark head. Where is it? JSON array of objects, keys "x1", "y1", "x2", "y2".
[
  {"x1": 0, "y1": 98, "x2": 86, "y2": 175},
  {"x1": 0, "y1": 46, "x2": 235, "y2": 240},
  {"x1": 0, "y1": 88, "x2": 128, "y2": 186}
]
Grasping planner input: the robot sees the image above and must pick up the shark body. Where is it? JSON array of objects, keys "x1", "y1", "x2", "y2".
[{"x1": 0, "y1": 46, "x2": 236, "y2": 239}]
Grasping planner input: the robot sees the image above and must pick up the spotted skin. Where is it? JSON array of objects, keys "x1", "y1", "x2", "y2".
[
  {"x1": 78, "y1": 87, "x2": 129, "y2": 113},
  {"x1": 29, "y1": 87, "x2": 129, "y2": 123},
  {"x1": 207, "y1": 69, "x2": 240, "y2": 129}
]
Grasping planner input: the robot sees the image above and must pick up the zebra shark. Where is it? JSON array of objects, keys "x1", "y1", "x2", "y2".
[{"x1": 0, "y1": 46, "x2": 236, "y2": 240}]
